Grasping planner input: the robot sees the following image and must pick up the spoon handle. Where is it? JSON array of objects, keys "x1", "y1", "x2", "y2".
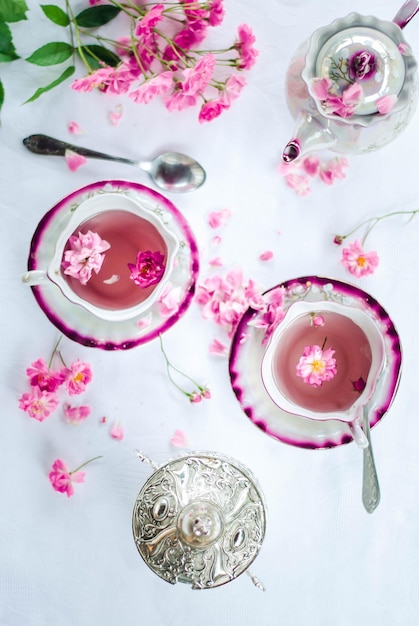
[
  {"x1": 362, "y1": 406, "x2": 380, "y2": 513},
  {"x1": 23, "y1": 134, "x2": 138, "y2": 166}
]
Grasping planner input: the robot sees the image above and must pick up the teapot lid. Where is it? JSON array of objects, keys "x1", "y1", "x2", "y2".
[
  {"x1": 315, "y1": 26, "x2": 405, "y2": 115},
  {"x1": 132, "y1": 451, "x2": 267, "y2": 589}
]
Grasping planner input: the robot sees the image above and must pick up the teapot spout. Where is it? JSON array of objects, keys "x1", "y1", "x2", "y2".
[{"x1": 282, "y1": 111, "x2": 337, "y2": 163}]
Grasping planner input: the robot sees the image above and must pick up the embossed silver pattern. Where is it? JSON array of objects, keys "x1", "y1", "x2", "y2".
[{"x1": 132, "y1": 452, "x2": 266, "y2": 589}]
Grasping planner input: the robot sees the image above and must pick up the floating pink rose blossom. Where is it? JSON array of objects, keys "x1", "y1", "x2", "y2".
[
  {"x1": 64, "y1": 359, "x2": 93, "y2": 396},
  {"x1": 19, "y1": 387, "x2": 60, "y2": 421},
  {"x1": 128, "y1": 250, "x2": 166, "y2": 288},
  {"x1": 311, "y1": 314, "x2": 325, "y2": 327},
  {"x1": 341, "y1": 239, "x2": 379, "y2": 278},
  {"x1": 63, "y1": 402, "x2": 91, "y2": 424},
  {"x1": 26, "y1": 358, "x2": 66, "y2": 392},
  {"x1": 65, "y1": 149, "x2": 87, "y2": 172},
  {"x1": 62, "y1": 230, "x2": 111, "y2": 285},
  {"x1": 296, "y1": 345, "x2": 337, "y2": 387}
]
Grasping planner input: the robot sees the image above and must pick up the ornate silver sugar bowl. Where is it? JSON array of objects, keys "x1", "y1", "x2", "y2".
[{"x1": 132, "y1": 451, "x2": 267, "y2": 589}]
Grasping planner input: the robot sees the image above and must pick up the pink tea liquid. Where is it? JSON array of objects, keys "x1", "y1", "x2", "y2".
[
  {"x1": 63, "y1": 210, "x2": 168, "y2": 310},
  {"x1": 272, "y1": 311, "x2": 372, "y2": 413}
]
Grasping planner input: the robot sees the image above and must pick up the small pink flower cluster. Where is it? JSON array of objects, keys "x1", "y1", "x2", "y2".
[
  {"x1": 72, "y1": 2, "x2": 257, "y2": 123},
  {"x1": 278, "y1": 154, "x2": 349, "y2": 196},
  {"x1": 18, "y1": 343, "x2": 92, "y2": 423},
  {"x1": 195, "y1": 268, "x2": 265, "y2": 337},
  {"x1": 296, "y1": 344, "x2": 337, "y2": 387},
  {"x1": 128, "y1": 250, "x2": 166, "y2": 288},
  {"x1": 62, "y1": 230, "x2": 110, "y2": 285}
]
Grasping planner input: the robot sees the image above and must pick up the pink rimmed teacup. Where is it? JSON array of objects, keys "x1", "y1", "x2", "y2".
[
  {"x1": 22, "y1": 193, "x2": 179, "y2": 322},
  {"x1": 261, "y1": 300, "x2": 386, "y2": 448}
]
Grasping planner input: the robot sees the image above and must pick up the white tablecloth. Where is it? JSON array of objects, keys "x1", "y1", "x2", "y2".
[{"x1": 1, "y1": 1, "x2": 419, "y2": 624}]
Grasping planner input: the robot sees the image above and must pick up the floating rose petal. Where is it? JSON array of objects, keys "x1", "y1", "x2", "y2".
[
  {"x1": 170, "y1": 429, "x2": 188, "y2": 448},
  {"x1": 103, "y1": 274, "x2": 120, "y2": 284},
  {"x1": 65, "y1": 149, "x2": 87, "y2": 172}
]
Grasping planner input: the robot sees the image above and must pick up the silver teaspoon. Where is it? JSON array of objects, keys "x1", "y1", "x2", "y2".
[
  {"x1": 362, "y1": 405, "x2": 380, "y2": 513},
  {"x1": 22, "y1": 134, "x2": 206, "y2": 193}
]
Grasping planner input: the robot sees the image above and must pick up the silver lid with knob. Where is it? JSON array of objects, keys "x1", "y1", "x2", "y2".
[{"x1": 132, "y1": 451, "x2": 266, "y2": 589}]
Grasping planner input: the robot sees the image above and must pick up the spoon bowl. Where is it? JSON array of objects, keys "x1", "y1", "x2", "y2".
[{"x1": 22, "y1": 134, "x2": 206, "y2": 193}]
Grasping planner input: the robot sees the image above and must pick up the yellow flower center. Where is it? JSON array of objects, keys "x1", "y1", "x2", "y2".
[
  {"x1": 311, "y1": 359, "x2": 324, "y2": 373},
  {"x1": 357, "y1": 255, "x2": 367, "y2": 267}
]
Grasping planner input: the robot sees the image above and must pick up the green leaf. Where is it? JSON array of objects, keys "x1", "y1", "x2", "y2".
[
  {"x1": 0, "y1": 79, "x2": 4, "y2": 116},
  {"x1": 26, "y1": 42, "x2": 73, "y2": 66},
  {"x1": 24, "y1": 64, "x2": 75, "y2": 103},
  {"x1": 75, "y1": 5, "x2": 120, "y2": 28},
  {"x1": 80, "y1": 44, "x2": 120, "y2": 69},
  {"x1": 40, "y1": 4, "x2": 70, "y2": 27},
  {"x1": 0, "y1": 0, "x2": 28, "y2": 22},
  {"x1": 0, "y1": 22, "x2": 19, "y2": 62}
]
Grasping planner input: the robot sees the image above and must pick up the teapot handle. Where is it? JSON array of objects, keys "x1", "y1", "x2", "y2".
[{"x1": 393, "y1": 0, "x2": 419, "y2": 29}]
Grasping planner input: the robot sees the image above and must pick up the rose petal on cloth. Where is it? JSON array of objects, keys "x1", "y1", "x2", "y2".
[
  {"x1": 67, "y1": 121, "x2": 84, "y2": 134},
  {"x1": 376, "y1": 94, "x2": 397, "y2": 115},
  {"x1": 110, "y1": 420, "x2": 124, "y2": 441},
  {"x1": 170, "y1": 429, "x2": 188, "y2": 448},
  {"x1": 259, "y1": 250, "x2": 273, "y2": 261},
  {"x1": 108, "y1": 104, "x2": 124, "y2": 126},
  {"x1": 65, "y1": 149, "x2": 87, "y2": 172}
]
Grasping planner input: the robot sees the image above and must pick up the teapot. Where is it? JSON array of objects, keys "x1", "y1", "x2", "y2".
[{"x1": 282, "y1": 1, "x2": 419, "y2": 162}]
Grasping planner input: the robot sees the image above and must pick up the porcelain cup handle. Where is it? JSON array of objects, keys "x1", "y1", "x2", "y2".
[
  {"x1": 22, "y1": 270, "x2": 49, "y2": 286},
  {"x1": 349, "y1": 417, "x2": 369, "y2": 449}
]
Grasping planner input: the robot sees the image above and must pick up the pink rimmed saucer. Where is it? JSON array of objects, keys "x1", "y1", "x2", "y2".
[
  {"x1": 26, "y1": 180, "x2": 199, "y2": 350},
  {"x1": 228, "y1": 276, "x2": 402, "y2": 450}
]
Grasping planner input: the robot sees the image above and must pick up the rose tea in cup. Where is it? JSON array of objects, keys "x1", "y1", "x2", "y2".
[
  {"x1": 62, "y1": 209, "x2": 168, "y2": 311},
  {"x1": 270, "y1": 310, "x2": 372, "y2": 413}
]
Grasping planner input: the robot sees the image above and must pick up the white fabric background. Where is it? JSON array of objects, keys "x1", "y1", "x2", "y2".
[{"x1": 1, "y1": 1, "x2": 419, "y2": 625}]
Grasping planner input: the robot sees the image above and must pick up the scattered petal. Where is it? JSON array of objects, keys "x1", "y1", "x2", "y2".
[
  {"x1": 209, "y1": 256, "x2": 223, "y2": 267},
  {"x1": 209, "y1": 338, "x2": 229, "y2": 356},
  {"x1": 136, "y1": 311, "x2": 153, "y2": 328},
  {"x1": 211, "y1": 235, "x2": 222, "y2": 246},
  {"x1": 376, "y1": 94, "x2": 397, "y2": 115},
  {"x1": 110, "y1": 420, "x2": 124, "y2": 440},
  {"x1": 208, "y1": 209, "x2": 231, "y2": 229},
  {"x1": 99, "y1": 416, "x2": 108, "y2": 424},
  {"x1": 170, "y1": 429, "x2": 188, "y2": 448},
  {"x1": 63, "y1": 402, "x2": 91, "y2": 424},
  {"x1": 108, "y1": 103, "x2": 124, "y2": 126},
  {"x1": 65, "y1": 149, "x2": 87, "y2": 172},
  {"x1": 259, "y1": 250, "x2": 273, "y2": 261},
  {"x1": 68, "y1": 121, "x2": 84, "y2": 135}
]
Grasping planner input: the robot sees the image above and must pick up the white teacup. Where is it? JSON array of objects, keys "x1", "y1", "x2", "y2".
[
  {"x1": 23, "y1": 193, "x2": 179, "y2": 322},
  {"x1": 261, "y1": 300, "x2": 386, "y2": 448}
]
